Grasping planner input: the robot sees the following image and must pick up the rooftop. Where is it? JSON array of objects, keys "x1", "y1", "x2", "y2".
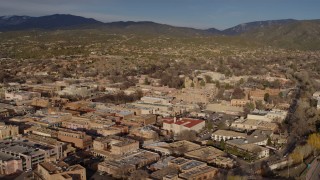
[
  {"x1": 163, "y1": 118, "x2": 204, "y2": 128},
  {"x1": 212, "y1": 130, "x2": 246, "y2": 137}
]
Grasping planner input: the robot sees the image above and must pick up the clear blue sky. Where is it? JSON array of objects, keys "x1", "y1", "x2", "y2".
[{"x1": 0, "y1": 0, "x2": 319, "y2": 29}]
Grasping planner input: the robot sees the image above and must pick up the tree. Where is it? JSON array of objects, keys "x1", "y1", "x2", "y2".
[
  {"x1": 176, "y1": 130, "x2": 197, "y2": 141},
  {"x1": 264, "y1": 93, "x2": 270, "y2": 103},
  {"x1": 204, "y1": 75, "x2": 213, "y2": 83},
  {"x1": 220, "y1": 139, "x2": 226, "y2": 149},
  {"x1": 232, "y1": 87, "x2": 245, "y2": 99},
  {"x1": 200, "y1": 80, "x2": 206, "y2": 87},
  {"x1": 255, "y1": 100, "x2": 264, "y2": 110},
  {"x1": 307, "y1": 133, "x2": 320, "y2": 150},
  {"x1": 144, "y1": 77, "x2": 150, "y2": 85},
  {"x1": 244, "y1": 102, "x2": 254, "y2": 116}
]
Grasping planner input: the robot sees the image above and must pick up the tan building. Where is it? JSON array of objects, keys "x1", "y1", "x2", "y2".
[
  {"x1": 61, "y1": 116, "x2": 90, "y2": 130},
  {"x1": 58, "y1": 128, "x2": 92, "y2": 149},
  {"x1": 0, "y1": 124, "x2": 19, "y2": 139},
  {"x1": 31, "y1": 98, "x2": 50, "y2": 108},
  {"x1": 123, "y1": 114, "x2": 157, "y2": 127},
  {"x1": 226, "y1": 139, "x2": 270, "y2": 159},
  {"x1": 0, "y1": 152, "x2": 23, "y2": 175},
  {"x1": 5, "y1": 91, "x2": 41, "y2": 101},
  {"x1": 93, "y1": 136, "x2": 139, "y2": 157},
  {"x1": 231, "y1": 118, "x2": 278, "y2": 132},
  {"x1": 179, "y1": 165, "x2": 218, "y2": 180},
  {"x1": 168, "y1": 157, "x2": 219, "y2": 179},
  {"x1": 25, "y1": 126, "x2": 58, "y2": 138},
  {"x1": 249, "y1": 88, "x2": 280, "y2": 101},
  {"x1": 97, "y1": 125, "x2": 128, "y2": 136},
  {"x1": 0, "y1": 109, "x2": 10, "y2": 118},
  {"x1": 185, "y1": 146, "x2": 235, "y2": 168},
  {"x1": 231, "y1": 99, "x2": 251, "y2": 107},
  {"x1": 33, "y1": 161, "x2": 86, "y2": 180},
  {"x1": 98, "y1": 150, "x2": 160, "y2": 178},
  {"x1": 144, "y1": 140, "x2": 201, "y2": 155}
]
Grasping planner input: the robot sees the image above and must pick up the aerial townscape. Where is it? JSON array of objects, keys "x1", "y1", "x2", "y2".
[{"x1": 1, "y1": 1, "x2": 320, "y2": 180}]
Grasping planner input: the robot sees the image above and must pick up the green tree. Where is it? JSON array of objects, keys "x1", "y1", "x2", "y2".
[
  {"x1": 264, "y1": 93, "x2": 270, "y2": 102},
  {"x1": 200, "y1": 80, "x2": 206, "y2": 87}
]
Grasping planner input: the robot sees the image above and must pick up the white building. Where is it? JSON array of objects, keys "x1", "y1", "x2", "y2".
[
  {"x1": 58, "y1": 85, "x2": 92, "y2": 98},
  {"x1": 5, "y1": 91, "x2": 41, "y2": 101},
  {"x1": 211, "y1": 130, "x2": 246, "y2": 141},
  {"x1": 162, "y1": 117, "x2": 205, "y2": 134}
]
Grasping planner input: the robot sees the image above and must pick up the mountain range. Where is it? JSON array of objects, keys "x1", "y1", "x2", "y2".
[{"x1": 0, "y1": 14, "x2": 320, "y2": 49}]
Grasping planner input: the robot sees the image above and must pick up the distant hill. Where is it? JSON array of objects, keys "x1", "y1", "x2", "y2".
[
  {"x1": 101, "y1": 21, "x2": 217, "y2": 36},
  {"x1": 242, "y1": 20, "x2": 320, "y2": 50},
  {"x1": 221, "y1": 19, "x2": 298, "y2": 35},
  {"x1": 0, "y1": 14, "x2": 102, "y2": 31},
  {"x1": 0, "y1": 14, "x2": 320, "y2": 50}
]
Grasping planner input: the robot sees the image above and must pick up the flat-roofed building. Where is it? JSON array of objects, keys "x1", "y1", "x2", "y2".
[
  {"x1": 5, "y1": 91, "x2": 41, "y2": 101},
  {"x1": 33, "y1": 161, "x2": 86, "y2": 180},
  {"x1": 151, "y1": 165, "x2": 179, "y2": 180},
  {"x1": 58, "y1": 128, "x2": 92, "y2": 149},
  {"x1": 249, "y1": 88, "x2": 281, "y2": 101},
  {"x1": 123, "y1": 114, "x2": 156, "y2": 127},
  {"x1": 206, "y1": 102, "x2": 244, "y2": 115},
  {"x1": 162, "y1": 118, "x2": 205, "y2": 134},
  {"x1": 231, "y1": 99, "x2": 251, "y2": 107},
  {"x1": 33, "y1": 112, "x2": 72, "y2": 128},
  {"x1": 226, "y1": 139, "x2": 270, "y2": 159},
  {"x1": 93, "y1": 136, "x2": 139, "y2": 157},
  {"x1": 0, "y1": 109, "x2": 9, "y2": 118},
  {"x1": 0, "y1": 124, "x2": 19, "y2": 139},
  {"x1": 98, "y1": 150, "x2": 160, "y2": 178},
  {"x1": 168, "y1": 157, "x2": 219, "y2": 179},
  {"x1": 23, "y1": 134, "x2": 72, "y2": 160},
  {"x1": 61, "y1": 116, "x2": 90, "y2": 130},
  {"x1": 179, "y1": 165, "x2": 218, "y2": 180},
  {"x1": 97, "y1": 125, "x2": 128, "y2": 136},
  {"x1": 0, "y1": 140, "x2": 59, "y2": 170},
  {"x1": 185, "y1": 146, "x2": 235, "y2": 168},
  {"x1": 0, "y1": 152, "x2": 23, "y2": 175},
  {"x1": 212, "y1": 130, "x2": 246, "y2": 141},
  {"x1": 24, "y1": 126, "x2": 58, "y2": 138},
  {"x1": 231, "y1": 118, "x2": 278, "y2": 132},
  {"x1": 144, "y1": 140, "x2": 201, "y2": 155}
]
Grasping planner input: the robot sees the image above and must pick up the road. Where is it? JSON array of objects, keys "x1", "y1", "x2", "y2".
[{"x1": 306, "y1": 157, "x2": 320, "y2": 180}]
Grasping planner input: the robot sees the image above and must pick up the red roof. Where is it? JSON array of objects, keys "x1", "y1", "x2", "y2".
[{"x1": 163, "y1": 118, "x2": 204, "y2": 128}]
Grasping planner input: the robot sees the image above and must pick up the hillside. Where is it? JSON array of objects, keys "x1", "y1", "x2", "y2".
[
  {"x1": 222, "y1": 19, "x2": 297, "y2": 35},
  {"x1": 242, "y1": 20, "x2": 320, "y2": 50}
]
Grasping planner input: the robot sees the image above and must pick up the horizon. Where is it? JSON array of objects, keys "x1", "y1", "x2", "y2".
[
  {"x1": 0, "y1": 0, "x2": 319, "y2": 29},
  {"x1": 1, "y1": 13, "x2": 319, "y2": 31}
]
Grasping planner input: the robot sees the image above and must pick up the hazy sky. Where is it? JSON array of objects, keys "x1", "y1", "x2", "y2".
[{"x1": 0, "y1": 0, "x2": 319, "y2": 29}]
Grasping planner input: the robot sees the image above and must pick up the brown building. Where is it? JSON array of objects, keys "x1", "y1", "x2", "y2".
[
  {"x1": 249, "y1": 88, "x2": 280, "y2": 101},
  {"x1": 93, "y1": 136, "x2": 139, "y2": 157},
  {"x1": 58, "y1": 128, "x2": 92, "y2": 149},
  {"x1": 33, "y1": 161, "x2": 86, "y2": 180}
]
